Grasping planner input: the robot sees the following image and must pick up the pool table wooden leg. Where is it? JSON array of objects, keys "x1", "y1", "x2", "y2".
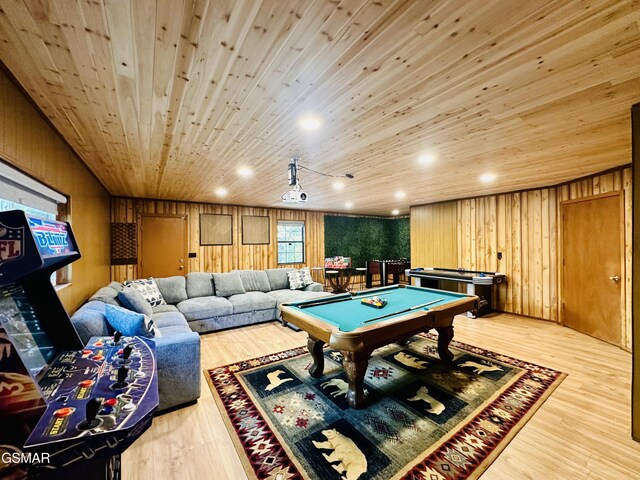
[
  {"x1": 342, "y1": 350, "x2": 372, "y2": 409},
  {"x1": 435, "y1": 325, "x2": 454, "y2": 362},
  {"x1": 307, "y1": 337, "x2": 325, "y2": 377}
]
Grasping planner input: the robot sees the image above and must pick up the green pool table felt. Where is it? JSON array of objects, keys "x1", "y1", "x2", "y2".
[{"x1": 290, "y1": 286, "x2": 470, "y2": 331}]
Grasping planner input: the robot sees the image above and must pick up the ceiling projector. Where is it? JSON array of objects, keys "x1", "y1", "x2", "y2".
[{"x1": 282, "y1": 189, "x2": 309, "y2": 202}]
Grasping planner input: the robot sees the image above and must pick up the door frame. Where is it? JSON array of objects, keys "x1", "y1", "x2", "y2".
[
  {"x1": 138, "y1": 213, "x2": 189, "y2": 277},
  {"x1": 558, "y1": 190, "x2": 625, "y2": 345}
]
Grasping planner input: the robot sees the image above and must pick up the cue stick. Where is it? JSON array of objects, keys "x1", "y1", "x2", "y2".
[
  {"x1": 361, "y1": 298, "x2": 444, "y2": 324},
  {"x1": 356, "y1": 291, "x2": 397, "y2": 300},
  {"x1": 297, "y1": 295, "x2": 353, "y2": 309},
  {"x1": 297, "y1": 291, "x2": 398, "y2": 309}
]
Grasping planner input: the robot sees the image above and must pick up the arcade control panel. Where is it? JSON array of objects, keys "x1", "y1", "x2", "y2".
[{"x1": 24, "y1": 334, "x2": 158, "y2": 467}]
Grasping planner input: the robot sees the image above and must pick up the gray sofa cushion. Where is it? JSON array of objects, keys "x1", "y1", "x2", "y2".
[
  {"x1": 213, "y1": 272, "x2": 246, "y2": 297},
  {"x1": 153, "y1": 311, "x2": 189, "y2": 329},
  {"x1": 303, "y1": 283, "x2": 324, "y2": 293},
  {"x1": 227, "y1": 292, "x2": 277, "y2": 314},
  {"x1": 89, "y1": 286, "x2": 121, "y2": 306},
  {"x1": 236, "y1": 270, "x2": 271, "y2": 292},
  {"x1": 154, "y1": 330, "x2": 201, "y2": 411},
  {"x1": 265, "y1": 268, "x2": 295, "y2": 290},
  {"x1": 268, "y1": 289, "x2": 333, "y2": 306},
  {"x1": 186, "y1": 272, "x2": 215, "y2": 298},
  {"x1": 152, "y1": 304, "x2": 179, "y2": 314},
  {"x1": 176, "y1": 296, "x2": 233, "y2": 321},
  {"x1": 155, "y1": 276, "x2": 188, "y2": 304},
  {"x1": 158, "y1": 325, "x2": 193, "y2": 336},
  {"x1": 70, "y1": 301, "x2": 112, "y2": 343},
  {"x1": 117, "y1": 288, "x2": 153, "y2": 316}
]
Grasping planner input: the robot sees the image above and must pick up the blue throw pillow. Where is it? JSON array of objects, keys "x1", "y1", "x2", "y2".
[{"x1": 104, "y1": 304, "x2": 158, "y2": 338}]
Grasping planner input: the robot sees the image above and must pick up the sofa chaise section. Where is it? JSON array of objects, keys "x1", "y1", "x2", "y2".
[{"x1": 70, "y1": 299, "x2": 201, "y2": 412}]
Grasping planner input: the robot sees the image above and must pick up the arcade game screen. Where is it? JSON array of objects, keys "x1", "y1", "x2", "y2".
[
  {"x1": 27, "y1": 215, "x2": 75, "y2": 258},
  {"x1": 0, "y1": 283, "x2": 57, "y2": 378}
]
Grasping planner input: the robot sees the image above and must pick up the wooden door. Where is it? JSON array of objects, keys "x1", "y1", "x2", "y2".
[
  {"x1": 561, "y1": 192, "x2": 623, "y2": 346},
  {"x1": 139, "y1": 214, "x2": 188, "y2": 278}
]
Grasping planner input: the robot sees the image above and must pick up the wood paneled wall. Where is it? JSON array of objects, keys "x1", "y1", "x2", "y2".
[
  {"x1": 457, "y1": 191, "x2": 560, "y2": 322},
  {"x1": 631, "y1": 103, "x2": 639, "y2": 441},
  {"x1": 410, "y1": 202, "x2": 458, "y2": 269},
  {"x1": 0, "y1": 69, "x2": 111, "y2": 312},
  {"x1": 411, "y1": 167, "x2": 632, "y2": 350},
  {"x1": 111, "y1": 198, "x2": 325, "y2": 282}
]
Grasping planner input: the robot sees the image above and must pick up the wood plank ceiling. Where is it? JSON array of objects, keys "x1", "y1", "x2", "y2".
[{"x1": 0, "y1": 0, "x2": 638, "y2": 215}]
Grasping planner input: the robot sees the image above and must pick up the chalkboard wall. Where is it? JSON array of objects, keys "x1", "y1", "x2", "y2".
[{"x1": 324, "y1": 215, "x2": 410, "y2": 268}]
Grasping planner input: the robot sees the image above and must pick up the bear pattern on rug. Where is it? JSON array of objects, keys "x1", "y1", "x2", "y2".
[{"x1": 209, "y1": 334, "x2": 565, "y2": 480}]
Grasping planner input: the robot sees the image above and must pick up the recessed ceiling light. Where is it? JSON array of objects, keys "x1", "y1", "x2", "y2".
[
  {"x1": 418, "y1": 154, "x2": 435, "y2": 165},
  {"x1": 238, "y1": 167, "x2": 253, "y2": 177},
  {"x1": 479, "y1": 172, "x2": 496, "y2": 183},
  {"x1": 392, "y1": 209, "x2": 400, "y2": 215},
  {"x1": 345, "y1": 201, "x2": 353, "y2": 208},
  {"x1": 215, "y1": 187, "x2": 228, "y2": 197},
  {"x1": 299, "y1": 115, "x2": 322, "y2": 130},
  {"x1": 395, "y1": 191, "x2": 406, "y2": 200},
  {"x1": 333, "y1": 181, "x2": 345, "y2": 190}
]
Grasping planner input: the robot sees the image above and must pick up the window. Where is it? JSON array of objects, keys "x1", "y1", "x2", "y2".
[
  {"x1": 0, "y1": 160, "x2": 69, "y2": 286},
  {"x1": 0, "y1": 198, "x2": 56, "y2": 220},
  {"x1": 277, "y1": 221, "x2": 305, "y2": 264}
]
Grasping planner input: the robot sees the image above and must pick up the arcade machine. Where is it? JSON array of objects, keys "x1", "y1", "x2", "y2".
[{"x1": 0, "y1": 210, "x2": 158, "y2": 479}]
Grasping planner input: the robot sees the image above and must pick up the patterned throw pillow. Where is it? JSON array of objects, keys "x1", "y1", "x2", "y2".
[
  {"x1": 299, "y1": 267, "x2": 313, "y2": 286},
  {"x1": 287, "y1": 270, "x2": 306, "y2": 290},
  {"x1": 123, "y1": 278, "x2": 166, "y2": 306}
]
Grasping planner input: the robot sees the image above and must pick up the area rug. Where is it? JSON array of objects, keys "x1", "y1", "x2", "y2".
[{"x1": 206, "y1": 334, "x2": 565, "y2": 480}]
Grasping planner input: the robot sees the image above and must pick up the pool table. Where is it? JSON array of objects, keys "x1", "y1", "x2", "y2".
[{"x1": 280, "y1": 285, "x2": 477, "y2": 408}]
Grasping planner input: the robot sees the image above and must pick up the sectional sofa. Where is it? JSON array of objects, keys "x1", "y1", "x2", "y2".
[{"x1": 70, "y1": 268, "x2": 332, "y2": 411}]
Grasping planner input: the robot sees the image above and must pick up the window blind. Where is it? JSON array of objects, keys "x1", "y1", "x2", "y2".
[{"x1": 0, "y1": 161, "x2": 66, "y2": 214}]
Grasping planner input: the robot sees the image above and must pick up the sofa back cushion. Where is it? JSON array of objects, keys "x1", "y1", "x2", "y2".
[
  {"x1": 70, "y1": 301, "x2": 113, "y2": 344},
  {"x1": 117, "y1": 288, "x2": 153, "y2": 316},
  {"x1": 265, "y1": 268, "x2": 295, "y2": 290},
  {"x1": 236, "y1": 270, "x2": 271, "y2": 292},
  {"x1": 108, "y1": 281, "x2": 123, "y2": 292},
  {"x1": 186, "y1": 272, "x2": 215, "y2": 298},
  {"x1": 89, "y1": 286, "x2": 121, "y2": 306},
  {"x1": 213, "y1": 272, "x2": 246, "y2": 297},
  {"x1": 155, "y1": 276, "x2": 188, "y2": 304}
]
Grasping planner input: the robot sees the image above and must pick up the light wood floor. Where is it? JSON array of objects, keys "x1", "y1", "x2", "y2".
[{"x1": 122, "y1": 313, "x2": 640, "y2": 479}]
